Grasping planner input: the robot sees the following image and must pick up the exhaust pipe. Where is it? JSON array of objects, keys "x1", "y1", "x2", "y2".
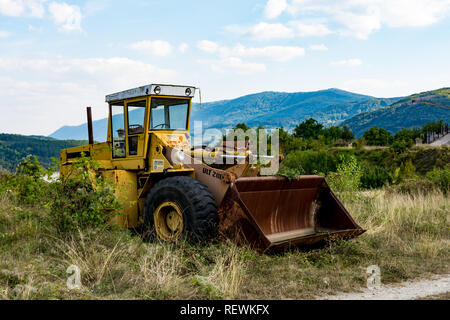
[{"x1": 87, "y1": 106, "x2": 94, "y2": 145}]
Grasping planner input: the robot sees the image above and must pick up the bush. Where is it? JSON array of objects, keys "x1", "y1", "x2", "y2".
[
  {"x1": 360, "y1": 166, "x2": 392, "y2": 189},
  {"x1": 326, "y1": 155, "x2": 362, "y2": 193},
  {"x1": 363, "y1": 127, "x2": 393, "y2": 146},
  {"x1": 276, "y1": 165, "x2": 305, "y2": 180},
  {"x1": 386, "y1": 178, "x2": 437, "y2": 195},
  {"x1": 281, "y1": 150, "x2": 339, "y2": 175},
  {"x1": 393, "y1": 128, "x2": 418, "y2": 147},
  {"x1": 391, "y1": 140, "x2": 412, "y2": 154},
  {"x1": 0, "y1": 155, "x2": 121, "y2": 233},
  {"x1": 0, "y1": 155, "x2": 53, "y2": 205},
  {"x1": 426, "y1": 164, "x2": 450, "y2": 194},
  {"x1": 50, "y1": 155, "x2": 121, "y2": 232}
]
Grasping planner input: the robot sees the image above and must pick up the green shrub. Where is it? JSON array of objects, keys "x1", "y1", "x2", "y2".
[
  {"x1": 0, "y1": 155, "x2": 53, "y2": 205},
  {"x1": 326, "y1": 155, "x2": 362, "y2": 193},
  {"x1": 360, "y1": 166, "x2": 392, "y2": 189},
  {"x1": 363, "y1": 126, "x2": 393, "y2": 146},
  {"x1": 426, "y1": 164, "x2": 450, "y2": 193},
  {"x1": 0, "y1": 155, "x2": 121, "y2": 233},
  {"x1": 50, "y1": 155, "x2": 121, "y2": 232},
  {"x1": 276, "y1": 165, "x2": 305, "y2": 180},
  {"x1": 386, "y1": 178, "x2": 437, "y2": 195},
  {"x1": 281, "y1": 150, "x2": 339, "y2": 175},
  {"x1": 391, "y1": 140, "x2": 412, "y2": 154}
]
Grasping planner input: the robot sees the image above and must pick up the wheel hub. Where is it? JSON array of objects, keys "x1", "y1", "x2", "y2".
[{"x1": 154, "y1": 201, "x2": 184, "y2": 242}]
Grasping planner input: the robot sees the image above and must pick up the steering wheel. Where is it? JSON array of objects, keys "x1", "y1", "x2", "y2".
[
  {"x1": 129, "y1": 124, "x2": 144, "y2": 134},
  {"x1": 152, "y1": 123, "x2": 169, "y2": 129}
]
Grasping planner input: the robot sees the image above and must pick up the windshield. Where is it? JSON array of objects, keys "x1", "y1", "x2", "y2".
[{"x1": 150, "y1": 98, "x2": 189, "y2": 130}]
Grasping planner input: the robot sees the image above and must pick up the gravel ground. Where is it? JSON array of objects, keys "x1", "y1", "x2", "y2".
[
  {"x1": 430, "y1": 133, "x2": 450, "y2": 146},
  {"x1": 320, "y1": 274, "x2": 450, "y2": 300}
]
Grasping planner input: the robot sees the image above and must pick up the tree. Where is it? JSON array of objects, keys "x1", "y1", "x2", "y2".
[
  {"x1": 422, "y1": 120, "x2": 444, "y2": 135},
  {"x1": 278, "y1": 127, "x2": 306, "y2": 155},
  {"x1": 341, "y1": 125, "x2": 355, "y2": 141},
  {"x1": 363, "y1": 126, "x2": 393, "y2": 146},
  {"x1": 293, "y1": 118, "x2": 323, "y2": 139},
  {"x1": 323, "y1": 126, "x2": 343, "y2": 142},
  {"x1": 393, "y1": 128, "x2": 415, "y2": 147},
  {"x1": 235, "y1": 123, "x2": 250, "y2": 131}
]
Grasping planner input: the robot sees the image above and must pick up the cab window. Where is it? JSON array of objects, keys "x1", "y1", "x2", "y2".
[
  {"x1": 127, "y1": 100, "x2": 146, "y2": 135},
  {"x1": 127, "y1": 100, "x2": 146, "y2": 156},
  {"x1": 150, "y1": 98, "x2": 189, "y2": 130},
  {"x1": 111, "y1": 102, "x2": 125, "y2": 158}
]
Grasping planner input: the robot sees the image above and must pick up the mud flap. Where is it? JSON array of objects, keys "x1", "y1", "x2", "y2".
[{"x1": 217, "y1": 176, "x2": 365, "y2": 251}]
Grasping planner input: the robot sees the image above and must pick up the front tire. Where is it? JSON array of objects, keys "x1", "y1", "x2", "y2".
[{"x1": 143, "y1": 176, "x2": 219, "y2": 244}]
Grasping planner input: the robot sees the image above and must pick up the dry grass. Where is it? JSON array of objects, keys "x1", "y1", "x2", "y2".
[
  {"x1": 0, "y1": 188, "x2": 448, "y2": 300},
  {"x1": 417, "y1": 292, "x2": 450, "y2": 300}
]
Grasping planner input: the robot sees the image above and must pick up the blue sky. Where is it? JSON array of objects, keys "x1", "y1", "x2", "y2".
[{"x1": 1, "y1": 0, "x2": 449, "y2": 135}]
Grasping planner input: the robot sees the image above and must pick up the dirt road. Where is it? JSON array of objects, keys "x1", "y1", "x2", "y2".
[
  {"x1": 320, "y1": 274, "x2": 450, "y2": 300},
  {"x1": 430, "y1": 133, "x2": 450, "y2": 146}
]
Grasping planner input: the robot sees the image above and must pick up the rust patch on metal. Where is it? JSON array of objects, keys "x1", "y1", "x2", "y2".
[{"x1": 217, "y1": 176, "x2": 365, "y2": 252}]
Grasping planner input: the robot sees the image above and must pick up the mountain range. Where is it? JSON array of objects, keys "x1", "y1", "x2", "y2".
[
  {"x1": 49, "y1": 87, "x2": 449, "y2": 141},
  {"x1": 50, "y1": 88, "x2": 401, "y2": 141}
]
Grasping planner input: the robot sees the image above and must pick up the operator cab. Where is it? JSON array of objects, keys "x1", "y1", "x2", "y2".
[{"x1": 105, "y1": 84, "x2": 195, "y2": 159}]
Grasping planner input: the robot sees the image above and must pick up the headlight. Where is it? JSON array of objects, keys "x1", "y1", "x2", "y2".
[
  {"x1": 154, "y1": 86, "x2": 161, "y2": 94},
  {"x1": 172, "y1": 149, "x2": 185, "y2": 164},
  {"x1": 185, "y1": 88, "x2": 192, "y2": 96}
]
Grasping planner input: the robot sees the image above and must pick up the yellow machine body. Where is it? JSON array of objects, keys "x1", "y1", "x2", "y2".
[{"x1": 60, "y1": 86, "x2": 196, "y2": 228}]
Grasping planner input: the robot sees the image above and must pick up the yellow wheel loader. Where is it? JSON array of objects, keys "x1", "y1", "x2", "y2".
[{"x1": 60, "y1": 84, "x2": 364, "y2": 251}]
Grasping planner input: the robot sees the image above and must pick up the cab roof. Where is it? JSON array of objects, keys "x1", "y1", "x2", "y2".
[{"x1": 105, "y1": 84, "x2": 196, "y2": 102}]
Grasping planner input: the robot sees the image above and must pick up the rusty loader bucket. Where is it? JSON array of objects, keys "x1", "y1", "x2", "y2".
[
  {"x1": 217, "y1": 176, "x2": 365, "y2": 251},
  {"x1": 172, "y1": 147, "x2": 364, "y2": 251}
]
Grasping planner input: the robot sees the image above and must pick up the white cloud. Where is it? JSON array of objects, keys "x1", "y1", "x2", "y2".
[
  {"x1": 178, "y1": 43, "x2": 188, "y2": 53},
  {"x1": 198, "y1": 57, "x2": 266, "y2": 75},
  {"x1": 330, "y1": 58, "x2": 362, "y2": 67},
  {"x1": 285, "y1": 0, "x2": 450, "y2": 39},
  {"x1": 196, "y1": 41, "x2": 305, "y2": 76},
  {"x1": 0, "y1": 30, "x2": 11, "y2": 38},
  {"x1": 334, "y1": 10, "x2": 381, "y2": 40},
  {"x1": 223, "y1": 44, "x2": 305, "y2": 62},
  {"x1": 289, "y1": 20, "x2": 333, "y2": 37},
  {"x1": 0, "y1": 0, "x2": 23, "y2": 16},
  {"x1": 264, "y1": 0, "x2": 287, "y2": 19},
  {"x1": 197, "y1": 40, "x2": 219, "y2": 53},
  {"x1": 129, "y1": 40, "x2": 173, "y2": 56},
  {"x1": 0, "y1": 0, "x2": 45, "y2": 18},
  {"x1": 28, "y1": 24, "x2": 43, "y2": 32},
  {"x1": 48, "y1": 2, "x2": 82, "y2": 32},
  {"x1": 225, "y1": 22, "x2": 295, "y2": 41},
  {"x1": 26, "y1": 0, "x2": 45, "y2": 17},
  {"x1": 309, "y1": 44, "x2": 328, "y2": 51},
  {"x1": 0, "y1": 57, "x2": 176, "y2": 84},
  {"x1": 198, "y1": 42, "x2": 305, "y2": 62},
  {"x1": 84, "y1": 0, "x2": 109, "y2": 16},
  {"x1": 0, "y1": 57, "x2": 177, "y2": 135}
]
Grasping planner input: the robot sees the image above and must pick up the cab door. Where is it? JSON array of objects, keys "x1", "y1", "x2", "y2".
[
  {"x1": 110, "y1": 101, "x2": 126, "y2": 158},
  {"x1": 125, "y1": 98, "x2": 147, "y2": 158}
]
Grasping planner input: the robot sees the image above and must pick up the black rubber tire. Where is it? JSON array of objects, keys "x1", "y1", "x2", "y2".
[{"x1": 143, "y1": 176, "x2": 219, "y2": 244}]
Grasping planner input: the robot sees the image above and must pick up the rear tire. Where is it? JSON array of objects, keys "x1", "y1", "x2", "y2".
[{"x1": 143, "y1": 176, "x2": 219, "y2": 244}]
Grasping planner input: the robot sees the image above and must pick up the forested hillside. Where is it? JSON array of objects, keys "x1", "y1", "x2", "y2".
[
  {"x1": 343, "y1": 88, "x2": 450, "y2": 137},
  {"x1": 0, "y1": 134, "x2": 87, "y2": 171}
]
